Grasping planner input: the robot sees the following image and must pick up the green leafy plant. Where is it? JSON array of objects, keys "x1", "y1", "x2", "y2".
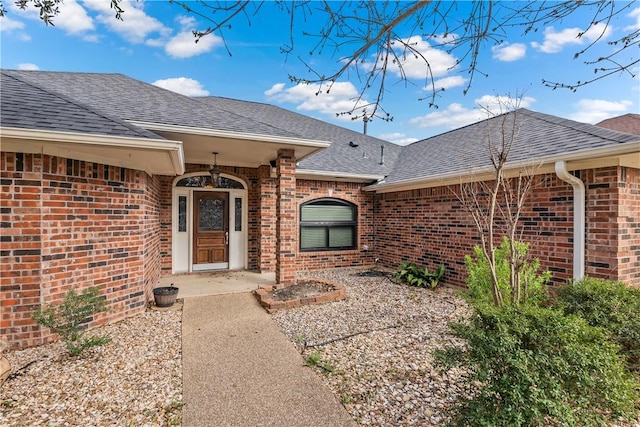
[
  {"x1": 32, "y1": 287, "x2": 110, "y2": 356},
  {"x1": 393, "y1": 262, "x2": 445, "y2": 289},
  {"x1": 555, "y1": 277, "x2": 640, "y2": 372},
  {"x1": 464, "y1": 238, "x2": 550, "y2": 307},
  {"x1": 305, "y1": 352, "x2": 335, "y2": 373},
  {"x1": 434, "y1": 303, "x2": 640, "y2": 426}
]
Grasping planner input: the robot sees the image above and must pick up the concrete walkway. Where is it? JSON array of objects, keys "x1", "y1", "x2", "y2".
[
  {"x1": 182, "y1": 292, "x2": 356, "y2": 427},
  {"x1": 160, "y1": 270, "x2": 276, "y2": 299}
]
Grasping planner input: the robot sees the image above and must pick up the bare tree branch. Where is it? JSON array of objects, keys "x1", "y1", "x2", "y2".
[{"x1": 5, "y1": 0, "x2": 637, "y2": 119}]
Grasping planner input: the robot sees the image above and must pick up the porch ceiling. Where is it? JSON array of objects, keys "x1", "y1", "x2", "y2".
[{"x1": 130, "y1": 121, "x2": 330, "y2": 168}]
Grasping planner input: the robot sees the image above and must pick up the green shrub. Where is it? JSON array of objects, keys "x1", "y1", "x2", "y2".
[
  {"x1": 434, "y1": 304, "x2": 639, "y2": 426},
  {"x1": 555, "y1": 277, "x2": 640, "y2": 372},
  {"x1": 32, "y1": 287, "x2": 111, "y2": 356},
  {"x1": 464, "y1": 238, "x2": 550, "y2": 306},
  {"x1": 393, "y1": 262, "x2": 445, "y2": 289}
]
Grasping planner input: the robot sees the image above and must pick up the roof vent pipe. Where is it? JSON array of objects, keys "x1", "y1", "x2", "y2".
[
  {"x1": 380, "y1": 145, "x2": 385, "y2": 165},
  {"x1": 554, "y1": 161, "x2": 585, "y2": 281}
]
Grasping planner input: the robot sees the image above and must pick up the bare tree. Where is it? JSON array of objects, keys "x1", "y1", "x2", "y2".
[
  {"x1": 455, "y1": 99, "x2": 541, "y2": 306},
  {"x1": 3, "y1": 1, "x2": 638, "y2": 121}
]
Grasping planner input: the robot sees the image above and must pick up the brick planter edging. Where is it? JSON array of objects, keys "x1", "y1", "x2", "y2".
[{"x1": 254, "y1": 279, "x2": 346, "y2": 313}]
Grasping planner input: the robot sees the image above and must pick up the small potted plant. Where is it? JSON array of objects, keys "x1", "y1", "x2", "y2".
[{"x1": 152, "y1": 283, "x2": 179, "y2": 307}]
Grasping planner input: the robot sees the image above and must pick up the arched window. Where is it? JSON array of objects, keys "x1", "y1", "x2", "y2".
[
  {"x1": 175, "y1": 175, "x2": 244, "y2": 189},
  {"x1": 300, "y1": 198, "x2": 357, "y2": 251}
]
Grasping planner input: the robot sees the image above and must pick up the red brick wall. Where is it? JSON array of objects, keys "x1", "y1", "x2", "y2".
[
  {"x1": 617, "y1": 167, "x2": 640, "y2": 286},
  {"x1": 296, "y1": 179, "x2": 375, "y2": 271},
  {"x1": 1, "y1": 152, "x2": 161, "y2": 349},
  {"x1": 584, "y1": 166, "x2": 640, "y2": 286},
  {"x1": 374, "y1": 167, "x2": 639, "y2": 288},
  {"x1": 275, "y1": 149, "x2": 296, "y2": 285}
]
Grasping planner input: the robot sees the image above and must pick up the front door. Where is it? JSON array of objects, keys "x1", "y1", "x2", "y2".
[{"x1": 193, "y1": 191, "x2": 228, "y2": 269}]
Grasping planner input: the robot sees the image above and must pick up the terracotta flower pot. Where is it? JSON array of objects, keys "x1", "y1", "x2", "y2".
[{"x1": 153, "y1": 285, "x2": 179, "y2": 307}]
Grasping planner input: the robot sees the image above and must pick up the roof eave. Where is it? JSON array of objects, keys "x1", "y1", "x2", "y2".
[
  {"x1": 128, "y1": 121, "x2": 331, "y2": 149},
  {"x1": 0, "y1": 126, "x2": 185, "y2": 175},
  {"x1": 296, "y1": 169, "x2": 384, "y2": 183}
]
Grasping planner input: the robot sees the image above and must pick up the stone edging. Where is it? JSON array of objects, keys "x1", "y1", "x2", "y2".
[{"x1": 254, "y1": 280, "x2": 346, "y2": 313}]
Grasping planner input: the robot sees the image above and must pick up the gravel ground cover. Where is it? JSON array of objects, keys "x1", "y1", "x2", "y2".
[
  {"x1": 272, "y1": 267, "x2": 469, "y2": 426},
  {"x1": 0, "y1": 306, "x2": 182, "y2": 427}
]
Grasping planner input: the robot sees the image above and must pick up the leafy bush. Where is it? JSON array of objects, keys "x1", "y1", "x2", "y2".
[
  {"x1": 465, "y1": 238, "x2": 550, "y2": 306},
  {"x1": 434, "y1": 303, "x2": 639, "y2": 426},
  {"x1": 393, "y1": 262, "x2": 445, "y2": 289},
  {"x1": 32, "y1": 287, "x2": 110, "y2": 356},
  {"x1": 555, "y1": 277, "x2": 640, "y2": 372}
]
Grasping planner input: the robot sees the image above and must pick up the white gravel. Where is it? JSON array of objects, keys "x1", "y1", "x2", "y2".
[
  {"x1": 5, "y1": 268, "x2": 633, "y2": 426},
  {"x1": 0, "y1": 306, "x2": 182, "y2": 427},
  {"x1": 272, "y1": 267, "x2": 469, "y2": 426}
]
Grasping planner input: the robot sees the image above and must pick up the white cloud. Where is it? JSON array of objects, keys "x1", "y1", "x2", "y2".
[
  {"x1": 568, "y1": 99, "x2": 633, "y2": 123},
  {"x1": 378, "y1": 132, "x2": 418, "y2": 146},
  {"x1": 531, "y1": 23, "x2": 612, "y2": 53},
  {"x1": 475, "y1": 95, "x2": 536, "y2": 113},
  {"x1": 431, "y1": 75, "x2": 465, "y2": 90},
  {"x1": 83, "y1": 0, "x2": 167, "y2": 43},
  {"x1": 625, "y1": 8, "x2": 640, "y2": 31},
  {"x1": 0, "y1": 16, "x2": 25, "y2": 32},
  {"x1": 10, "y1": 0, "x2": 93, "y2": 34},
  {"x1": 164, "y1": 16, "x2": 222, "y2": 59},
  {"x1": 152, "y1": 77, "x2": 210, "y2": 96},
  {"x1": 265, "y1": 81, "x2": 369, "y2": 120},
  {"x1": 54, "y1": 0, "x2": 94, "y2": 34},
  {"x1": 264, "y1": 83, "x2": 286, "y2": 96},
  {"x1": 17, "y1": 63, "x2": 39, "y2": 70},
  {"x1": 409, "y1": 95, "x2": 536, "y2": 129},
  {"x1": 390, "y1": 35, "x2": 459, "y2": 79},
  {"x1": 165, "y1": 33, "x2": 221, "y2": 58},
  {"x1": 492, "y1": 42, "x2": 526, "y2": 62}
]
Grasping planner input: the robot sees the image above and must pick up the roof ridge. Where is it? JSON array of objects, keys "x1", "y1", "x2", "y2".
[
  {"x1": 522, "y1": 108, "x2": 640, "y2": 141},
  {"x1": 1, "y1": 71, "x2": 163, "y2": 140},
  {"x1": 197, "y1": 95, "x2": 399, "y2": 147}
]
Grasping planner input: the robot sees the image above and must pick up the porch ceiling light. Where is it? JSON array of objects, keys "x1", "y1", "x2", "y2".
[{"x1": 209, "y1": 152, "x2": 221, "y2": 187}]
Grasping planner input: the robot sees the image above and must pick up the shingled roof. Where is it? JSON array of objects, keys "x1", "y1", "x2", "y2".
[
  {"x1": 1, "y1": 69, "x2": 638, "y2": 185},
  {"x1": 374, "y1": 109, "x2": 639, "y2": 188},
  {"x1": 1, "y1": 72, "x2": 162, "y2": 140},
  {"x1": 1, "y1": 70, "x2": 304, "y2": 139},
  {"x1": 196, "y1": 96, "x2": 401, "y2": 177}
]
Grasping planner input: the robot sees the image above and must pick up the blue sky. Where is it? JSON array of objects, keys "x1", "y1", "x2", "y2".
[{"x1": 1, "y1": 1, "x2": 638, "y2": 145}]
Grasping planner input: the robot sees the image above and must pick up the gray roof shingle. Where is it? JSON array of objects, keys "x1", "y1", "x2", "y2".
[
  {"x1": 2, "y1": 70, "x2": 304, "y2": 139},
  {"x1": 0, "y1": 72, "x2": 163, "y2": 139},
  {"x1": 2, "y1": 69, "x2": 637, "y2": 185},
  {"x1": 381, "y1": 109, "x2": 639, "y2": 185},
  {"x1": 195, "y1": 96, "x2": 401, "y2": 177}
]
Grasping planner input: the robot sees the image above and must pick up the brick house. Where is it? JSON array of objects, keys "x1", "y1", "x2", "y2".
[{"x1": 1, "y1": 69, "x2": 639, "y2": 349}]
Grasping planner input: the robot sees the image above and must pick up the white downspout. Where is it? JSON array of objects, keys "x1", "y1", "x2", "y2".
[{"x1": 554, "y1": 161, "x2": 585, "y2": 281}]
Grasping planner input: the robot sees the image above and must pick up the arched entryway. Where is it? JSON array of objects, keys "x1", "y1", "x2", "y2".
[{"x1": 172, "y1": 173, "x2": 248, "y2": 273}]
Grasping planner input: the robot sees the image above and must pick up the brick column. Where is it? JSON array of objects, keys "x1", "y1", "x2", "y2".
[{"x1": 275, "y1": 149, "x2": 296, "y2": 285}]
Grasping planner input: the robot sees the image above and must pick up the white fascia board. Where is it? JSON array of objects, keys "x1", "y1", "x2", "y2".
[
  {"x1": 128, "y1": 121, "x2": 331, "y2": 149},
  {"x1": 296, "y1": 169, "x2": 384, "y2": 183},
  {"x1": 364, "y1": 141, "x2": 640, "y2": 193},
  {"x1": 0, "y1": 127, "x2": 185, "y2": 175}
]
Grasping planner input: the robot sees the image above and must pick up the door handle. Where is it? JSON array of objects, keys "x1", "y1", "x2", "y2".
[{"x1": 225, "y1": 231, "x2": 229, "y2": 245}]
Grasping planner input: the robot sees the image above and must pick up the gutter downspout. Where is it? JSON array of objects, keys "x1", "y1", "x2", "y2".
[{"x1": 554, "y1": 161, "x2": 585, "y2": 281}]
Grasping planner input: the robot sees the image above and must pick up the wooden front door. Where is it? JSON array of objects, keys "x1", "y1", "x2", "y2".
[{"x1": 193, "y1": 191, "x2": 228, "y2": 265}]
